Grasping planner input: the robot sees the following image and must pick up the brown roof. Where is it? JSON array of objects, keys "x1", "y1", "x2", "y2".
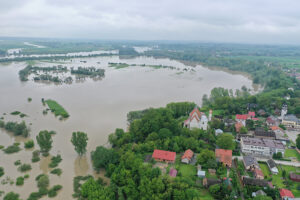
[
  {"x1": 215, "y1": 149, "x2": 232, "y2": 167},
  {"x1": 181, "y1": 149, "x2": 194, "y2": 160}
]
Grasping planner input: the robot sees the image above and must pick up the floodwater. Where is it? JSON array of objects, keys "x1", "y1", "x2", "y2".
[{"x1": 0, "y1": 55, "x2": 254, "y2": 199}]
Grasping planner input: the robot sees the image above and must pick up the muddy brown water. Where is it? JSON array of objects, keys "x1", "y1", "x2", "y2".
[{"x1": 0, "y1": 56, "x2": 254, "y2": 199}]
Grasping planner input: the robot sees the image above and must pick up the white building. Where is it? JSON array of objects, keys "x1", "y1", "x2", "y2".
[
  {"x1": 240, "y1": 137, "x2": 285, "y2": 157},
  {"x1": 184, "y1": 107, "x2": 209, "y2": 130}
]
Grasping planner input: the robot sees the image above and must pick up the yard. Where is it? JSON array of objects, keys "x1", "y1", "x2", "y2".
[
  {"x1": 259, "y1": 162, "x2": 300, "y2": 197},
  {"x1": 198, "y1": 189, "x2": 214, "y2": 200},
  {"x1": 285, "y1": 149, "x2": 300, "y2": 161},
  {"x1": 178, "y1": 164, "x2": 196, "y2": 178}
]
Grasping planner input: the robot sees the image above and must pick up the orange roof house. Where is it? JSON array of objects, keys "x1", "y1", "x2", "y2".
[
  {"x1": 280, "y1": 188, "x2": 294, "y2": 199},
  {"x1": 152, "y1": 149, "x2": 176, "y2": 163},
  {"x1": 254, "y1": 168, "x2": 264, "y2": 179},
  {"x1": 181, "y1": 149, "x2": 194, "y2": 164},
  {"x1": 215, "y1": 149, "x2": 232, "y2": 167},
  {"x1": 235, "y1": 122, "x2": 244, "y2": 133}
]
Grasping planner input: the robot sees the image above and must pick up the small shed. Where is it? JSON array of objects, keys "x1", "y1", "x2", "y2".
[
  {"x1": 215, "y1": 129, "x2": 223, "y2": 136},
  {"x1": 197, "y1": 170, "x2": 206, "y2": 178},
  {"x1": 169, "y1": 168, "x2": 177, "y2": 177}
]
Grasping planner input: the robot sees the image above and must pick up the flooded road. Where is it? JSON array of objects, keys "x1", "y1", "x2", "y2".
[{"x1": 0, "y1": 56, "x2": 253, "y2": 199}]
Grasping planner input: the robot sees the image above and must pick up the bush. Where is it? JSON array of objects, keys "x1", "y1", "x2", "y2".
[
  {"x1": 24, "y1": 140, "x2": 34, "y2": 149},
  {"x1": 3, "y1": 192, "x2": 21, "y2": 200},
  {"x1": 18, "y1": 164, "x2": 32, "y2": 172},
  {"x1": 3, "y1": 121, "x2": 30, "y2": 137},
  {"x1": 24, "y1": 174, "x2": 30, "y2": 179},
  {"x1": 28, "y1": 97, "x2": 32, "y2": 102},
  {"x1": 14, "y1": 160, "x2": 21, "y2": 166},
  {"x1": 0, "y1": 167, "x2": 4, "y2": 177},
  {"x1": 49, "y1": 154, "x2": 62, "y2": 168},
  {"x1": 37, "y1": 174, "x2": 49, "y2": 189},
  {"x1": 16, "y1": 176, "x2": 24, "y2": 186},
  {"x1": 32, "y1": 150, "x2": 40, "y2": 162},
  {"x1": 48, "y1": 185, "x2": 62, "y2": 198},
  {"x1": 3, "y1": 144, "x2": 21, "y2": 154},
  {"x1": 0, "y1": 145, "x2": 4, "y2": 149},
  {"x1": 50, "y1": 168, "x2": 62, "y2": 176}
]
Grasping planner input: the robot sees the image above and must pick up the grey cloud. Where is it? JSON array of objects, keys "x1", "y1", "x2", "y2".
[{"x1": 0, "y1": 0, "x2": 300, "y2": 44}]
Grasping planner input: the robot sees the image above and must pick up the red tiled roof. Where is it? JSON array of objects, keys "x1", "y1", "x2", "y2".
[
  {"x1": 236, "y1": 114, "x2": 248, "y2": 120},
  {"x1": 280, "y1": 188, "x2": 294, "y2": 198},
  {"x1": 190, "y1": 107, "x2": 201, "y2": 118},
  {"x1": 271, "y1": 126, "x2": 283, "y2": 131},
  {"x1": 248, "y1": 111, "x2": 255, "y2": 117},
  {"x1": 182, "y1": 149, "x2": 194, "y2": 160},
  {"x1": 215, "y1": 149, "x2": 232, "y2": 167},
  {"x1": 152, "y1": 150, "x2": 176, "y2": 162},
  {"x1": 254, "y1": 169, "x2": 264, "y2": 177}
]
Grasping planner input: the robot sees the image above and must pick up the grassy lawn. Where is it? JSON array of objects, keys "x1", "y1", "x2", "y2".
[
  {"x1": 45, "y1": 99, "x2": 69, "y2": 118},
  {"x1": 178, "y1": 164, "x2": 196, "y2": 178},
  {"x1": 285, "y1": 149, "x2": 300, "y2": 161},
  {"x1": 198, "y1": 189, "x2": 214, "y2": 200},
  {"x1": 259, "y1": 163, "x2": 270, "y2": 178}
]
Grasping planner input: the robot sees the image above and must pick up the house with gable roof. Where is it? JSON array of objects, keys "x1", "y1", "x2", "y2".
[{"x1": 181, "y1": 149, "x2": 194, "y2": 164}]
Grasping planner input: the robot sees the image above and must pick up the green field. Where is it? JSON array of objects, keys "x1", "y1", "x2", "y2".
[
  {"x1": 45, "y1": 99, "x2": 69, "y2": 118},
  {"x1": 198, "y1": 189, "x2": 214, "y2": 200},
  {"x1": 178, "y1": 164, "x2": 196, "y2": 178},
  {"x1": 285, "y1": 149, "x2": 300, "y2": 161},
  {"x1": 108, "y1": 63, "x2": 130, "y2": 69}
]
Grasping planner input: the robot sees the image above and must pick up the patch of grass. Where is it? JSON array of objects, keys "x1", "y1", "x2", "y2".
[
  {"x1": 0, "y1": 145, "x2": 4, "y2": 150},
  {"x1": 32, "y1": 150, "x2": 40, "y2": 162},
  {"x1": 50, "y1": 168, "x2": 62, "y2": 176},
  {"x1": 45, "y1": 99, "x2": 69, "y2": 118},
  {"x1": 259, "y1": 163, "x2": 271, "y2": 178},
  {"x1": 285, "y1": 149, "x2": 300, "y2": 161},
  {"x1": 18, "y1": 164, "x2": 32, "y2": 172},
  {"x1": 24, "y1": 174, "x2": 29, "y2": 179},
  {"x1": 108, "y1": 62, "x2": 130, "y2": 69},
  {"x1": 178, "y1": 164, "x2": 196, "y2": 178},
  {"x1": 198, "y1": 189, "x2": 214, "y2": 200}
]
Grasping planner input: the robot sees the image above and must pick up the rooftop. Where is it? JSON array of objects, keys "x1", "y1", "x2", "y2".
[
  {"x1": 243, "y1": 155, "x2": 258, "y2": 167},
  {"x1": 283, "y1": 114, "x2": 300, "y2": 123},
  {"x1": 152, "y1": 150, "x2": 176, "y2": 161},
  {"x1": 215, "y1": 149, "x2": 232, "y2": 166},
  {"x1": 280, "y1": 188, "x2": 294, "y2": 198},
  {"x1": 241, "y1": 137, "x2": 285, "y2": 149}
]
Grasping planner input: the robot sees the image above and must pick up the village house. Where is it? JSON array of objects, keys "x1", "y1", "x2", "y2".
[
  {"x1": 184, "y1": 107, "x2": 210, "y2": 130},
  {"x1": 197, "y1": 170, "x2": 206, "y2": 178},
  {"x1": 202, "y1": 178, "x2": 221, "y2": 188},
  {"x1": 169, "y1": 168, "x2": 177, "y2": 177},
  {"x1": 243, "y1": 155, "x2": 259, "y2": 170},
  {"x1": 224, "y1": 118, "x2": 235, "y2": 127},
  {"x1": 289, "y1": 173, "x2": 300, "y2": 182},
  {"x1": 236, "y1": 114, "x2": 248, "y2": 126},
  {"x1": 252, "y1": 190, "x2": 266, "y2": 198},
  {"x1": 242, "y1": 177, "x2": 269, "y2": 187},
  {"x1": 280, "y1": 188, "x2": 294, "y2": 200},
  {"x1": 240, "y1": 137, "x2": 285, "y2": 157},
  {"x1": 235, "y1": 122, "x2": 244, "y2": 133},
  {"x1": 282, "y1": 114, "x2": 300, "y2": 130},
  {"x1": 215, "y1": 149, "x2": 232, "y2": 167},
  {"x1": 181, "y1": 149, "x2": 194, "y2": 164},
  {"x1": 271, "y1": 126, "x2": 289, "y2": 142},
  {"x1": 266, "y1": 115, "x2": 280, "y2": 126},
  {"x1": 152, "y1": 149, "x2": 176, "y2": 163},
  {"x1": 257, "y1": 109, "x2": 266, "y2": 116},
  {"x1": 254, "y1": 127, "x2": 276, "y2": 140},
  {"x1": 215, "y1": 129, "x2": 223, "y2": 136},
  {"x1": 254, "y1": 168, "x2": 264, "y2": 179},
  {"x1": 267, "y1": 159, "x2": 279, "y2": 174}
]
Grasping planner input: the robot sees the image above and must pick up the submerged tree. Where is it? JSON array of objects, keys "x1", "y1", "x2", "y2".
[
  {"x1": 71, "y1": 132, "x2": 88, "y2": 156},
  {"x1": 36, "y1": 130, "x2": 53, "y2": 156}
]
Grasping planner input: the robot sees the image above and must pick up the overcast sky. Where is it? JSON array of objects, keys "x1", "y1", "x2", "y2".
[{"x1": 0, "y1": 0, "x2": 300, "y2": 44}]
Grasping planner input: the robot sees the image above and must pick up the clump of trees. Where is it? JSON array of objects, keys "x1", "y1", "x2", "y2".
[{"x1": 0, "y1": 120, "x2": 30, "y2": 137}]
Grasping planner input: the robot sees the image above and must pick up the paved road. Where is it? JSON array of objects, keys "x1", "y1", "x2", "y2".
[{"x1": 233, "y1": 156, "x2": 300, "y2": 167}]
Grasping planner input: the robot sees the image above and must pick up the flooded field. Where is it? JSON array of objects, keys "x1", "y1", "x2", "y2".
[{"x1": 0, "y1": 55, "x2": 254, "y2": 199}]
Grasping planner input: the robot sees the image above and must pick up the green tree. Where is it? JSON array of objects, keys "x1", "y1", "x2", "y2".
[
  {"x1": 91, "y1": 146, "x2": 119, "y2": 171},
  {"x1": 197, "y1": 149, "x2": 215, "y2": 165},
  {"x1": 296, "y1": 134, "x2": 300, "y2": 149},
  {"x1": 240, "y1": 126, "x2": 248, "y2": 134},
  {"x1": 4, "y1": 192, "x2": 21, "y2": 200},
  {"x1": 253, "y1": 196, "x2": 272, "y2": 200},
  {"x1": 36, "y1": 130, "x2": 53, "y2": 156},
  {"x1": 216, "y1": 133, "x2": 235, "y2": 150},
  {"x1": 71, "y1": 132, "x2": 88, "y2": 156}
]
